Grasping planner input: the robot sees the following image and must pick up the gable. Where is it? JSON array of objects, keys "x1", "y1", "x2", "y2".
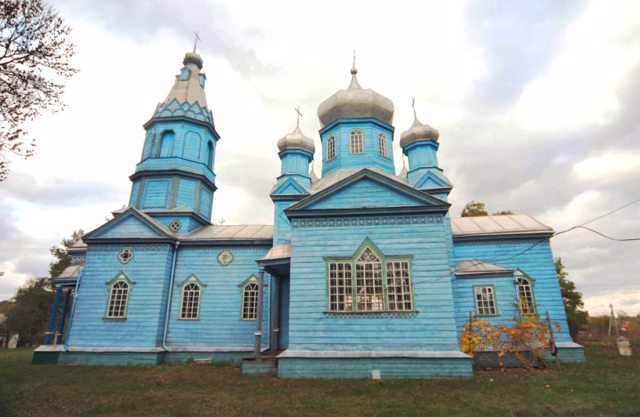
[
  {"x1": 306, "y1": 177, "x2": 429, "y2": 210},
  {"x1": 272, "y1": 177, "x2": 309, "y2": 196},
  {"x1": 415, "y1": 171, "x2": 452, "y2": 190},
  {"x1": 86, "y1": 210, "x2": 172, "y2": 240}
]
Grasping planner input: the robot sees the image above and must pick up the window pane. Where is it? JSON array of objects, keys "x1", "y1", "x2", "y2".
[
  {"x1": 242, "y1": 283, "x2": 259, "y2": 319},
  {"x1": 386, "y1": 261, "x2": 412, "y2": 310}
]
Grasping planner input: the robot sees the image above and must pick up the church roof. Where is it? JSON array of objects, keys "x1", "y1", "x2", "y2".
[
  {"x1": 450, "y1": 214, "x2": 553, "y2": 238},
  {"x1": 277, "y1": 122, "x2": 315, "y2": 153},
  {"x1": 310, "y1": 167, "x2": 408, "y2": 195},
  {"x1": 455, "y1": 260, "x2": 513, "y2": 275},
  {"x1": 317, "y1": 65, "x2": 394, "y2": 127},
  {"x1": 183, "y1": 224, "x2": 274, "y2": 241},
  {"x1": 55, "y1": 265, "x2": 84, "y2": 280},
  {"x1": 400, "y1": 113, "x2": 440, "y2": 149},
  {"x1": 163, "y1": 52, "x2": 208, "y2": 108}
]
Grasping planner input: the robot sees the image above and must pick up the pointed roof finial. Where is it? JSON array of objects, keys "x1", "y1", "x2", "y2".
[
  {"x1": 193, "y1": 31, "x2": 201, "y2": 53},
  {"x1": 351, "y1": 50, "x2": 357, "y2": 75},
  {"x1": 294, "y1": 106, "x2": 303, "y2": 128}
]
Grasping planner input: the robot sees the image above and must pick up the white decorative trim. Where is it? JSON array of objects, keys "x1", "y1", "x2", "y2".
[{"x1": 292, "y1": 215, "x2": 443, "y2": 228}]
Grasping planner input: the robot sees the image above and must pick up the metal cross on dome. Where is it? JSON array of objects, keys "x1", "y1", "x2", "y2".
[
  {"x1": 411, "y1": 97, "x2": 417, "y2": 118},
  {"x1": 193, "y1": 31, "x2": 201, "y2": 52},
  {"x1": 294, "y1": 106, "x2": 303, "y2": 127}
]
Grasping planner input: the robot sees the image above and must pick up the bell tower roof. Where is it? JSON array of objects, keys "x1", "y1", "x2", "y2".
[{"x1": 163, "y1": 51, "x2": 208, "y2": 108}]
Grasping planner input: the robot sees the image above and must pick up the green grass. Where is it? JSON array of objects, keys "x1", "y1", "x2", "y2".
[{"x1": 0, "y1": 344, "x2": 638, "y2": 417}]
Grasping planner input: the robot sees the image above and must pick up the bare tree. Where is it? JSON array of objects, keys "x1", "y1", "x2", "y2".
[{"x1": 0, "y1": 0, "x2": 77, "y2": 180}]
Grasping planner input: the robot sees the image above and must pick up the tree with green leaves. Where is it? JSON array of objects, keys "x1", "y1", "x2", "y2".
[
  {"x1": 555, "y1": 258, "x2": 588, "y2": 338},
  {"x1": 0, "y1": 0, "x2": 77, "y2": 180},
  {"x1": 49, "y1": 228, "x2": 83, "y2": 278},
  {"x1": 4, "y1": 277, "x2": 53, "y2": 346},
  {"x1": 461, "y1": 201, "x2": 488, "y2": 217}
]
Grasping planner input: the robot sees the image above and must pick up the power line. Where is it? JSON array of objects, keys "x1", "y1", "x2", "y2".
[{"x1": 576, "y1": 226, "x2": 640, "y2": 242}]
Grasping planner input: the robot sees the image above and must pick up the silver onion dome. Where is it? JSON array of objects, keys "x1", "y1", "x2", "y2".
[
  {"x1": 317, "y1": 65, "x2": 394, "y2": 127},
  {"x1": 399, "y1": 112, "x2": 440, "y2": 149},
  {"x1": 277, "y1": 123, "x2": 315, "y2": 154},
  {"x1": 183, "y1": 51, "x2": 203, "y2": 69}
]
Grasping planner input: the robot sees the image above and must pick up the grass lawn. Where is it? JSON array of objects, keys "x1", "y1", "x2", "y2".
[{"x1": 0, "y1": 344, "x2": 638, "y2": 417}]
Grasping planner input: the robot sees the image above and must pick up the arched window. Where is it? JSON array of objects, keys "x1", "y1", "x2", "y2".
[
  {"x1": 350, "y1": 129, "x2": 364, "y2": 154},
  {"x1": 327, "y1": 136, "x2": 336, "y2": 160},
  {"x1": 180, "y1": 67, "x2": 191, "y2": 81},
  {"x1": 206, "y1": 141, "x2": 214, "y2": 169},
  {"x1": 242, "y1": 282, "x2": 259, "y2": 320},
  {"x1": 180, "y1": 283, "x2": 201, "y2": 319},
  {"x1": 378, "y1": 133, "x2": 388, "y2": 158},
  {"x1": 327, "y1": 241, "x2": 414, "y2": 313},
  {"x1": 516, "y1": 276, "x2": 536, "y2": 315},
  {"x1": 159, "y1": 131, "x2": 175, "y2": 157},
  {"x1": 107, "y1": 280, "x2": 129, "y2": 318}
]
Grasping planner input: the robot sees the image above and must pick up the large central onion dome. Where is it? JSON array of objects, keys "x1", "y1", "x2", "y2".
[{"x1": 317, "y1": 65, "x2": 394, "y2": 127}]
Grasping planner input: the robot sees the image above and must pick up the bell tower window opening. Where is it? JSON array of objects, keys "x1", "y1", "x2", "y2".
[
  {"x1": 327, "y1": 136, "x2": 336, "y2": 160},
  {"x1": 350, "y1": 129, "x2": 364, "y2": 154},
  {"x1": 159, "y1": 131, "x2": 175, "y2": 157},
  {"x1": 206, "y1": 141, "x2": 214, "y2": 169},
  {"x1": 378, "y1": 133, "x2": 389, "y2": 158}
]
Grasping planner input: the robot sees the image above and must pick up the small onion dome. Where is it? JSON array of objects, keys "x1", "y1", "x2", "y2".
[
  {"x1": 277, "y1": 123, "x2": 315, "y2": 153},
  {"x1": 399, "y1": 115, "x2": 440, "y2": 149},
  {"x1": 183, "y1": 52, "x2": 203, "y2": 69},
  {"x1": 317, "y1": 66, "x2": 394, "y2": 127}
]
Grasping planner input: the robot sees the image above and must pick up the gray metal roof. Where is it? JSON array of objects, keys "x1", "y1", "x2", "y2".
[
  {"x1": 400, "y1": 113, "x2": 439, "y2": 149},
  {"x1": 455, "y1": 259, "x2": 513, "y2": 275},
  {"x1": 450, "y1": 214, "x2": 553, "y2": 237},
  {"x1": 163, "y1": 52, "x2": 207, "y2": 108},
  {"x1": 56, "y1": 265, "x2": 84, "y2": 279},
  {"x1": 317, "y1": 66, "x2": 394, "y2": 128},
  {"x1": 260, "y1": 244, "x2": 291, "y2": 261},
  {"x1": 183, "y1": 224, "x2": 274, "y2": 241},
  {"x1": 277, "y1": 123, "x2": 315, "y2": 153}
]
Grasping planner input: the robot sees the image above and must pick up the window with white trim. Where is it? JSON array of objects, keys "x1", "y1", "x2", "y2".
[
  {"x1": 350, "y1": 129, "x2": 364, "y2": 154},
  {"x1": 474, "y1": 286, "x2": 497, "y2": 315},
  {"x1": 327, "y1": 135, "x2": 336, "y2": 160},
  {"x1": 242, "y1": 282, "x2": 259, "y2": 320},
  {"x1": 516, "y1": 276, "x2": 536, "y2": 315},
  {"x1": 327, "y1": 241, "x2": 414, "y2": 313},
  {"x1": 180, "y1": 283, "x2": 201, "y2": 319},
  {"x1": 107, "y1": 280, "x2": 129, "y2": 318},
  {"x1": 378, "y1": 133, "x2": 388, "y2": 157}
]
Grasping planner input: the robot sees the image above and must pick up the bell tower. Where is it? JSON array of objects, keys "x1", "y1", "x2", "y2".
[{"x1": 128, "y1": 51, "x2": 220, "y2": 232}]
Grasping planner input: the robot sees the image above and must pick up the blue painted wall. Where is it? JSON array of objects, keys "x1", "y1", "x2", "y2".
[
  {"x1": 167, "y1": 246, "x2": 272, "y2": 348},
  {"x1": 287, "y1": 213, "x2": 459, "y2": 352},
  {"x1": 453, "y1": 238, "x2": 572, "y2": 342},
  {"x1": 68, "y1": 243, "x2": 174, "y2": 348},
  {"x1": 320, "y1": 119, "x2": 395, "y2": 176}
]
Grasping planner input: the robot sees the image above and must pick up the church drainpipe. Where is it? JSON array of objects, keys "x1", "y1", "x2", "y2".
[
  {"x1": 253, "y1": 266, "x2": 265, "y2": 357},
  {"x1": 162, "y1": 241, "x2": 180, "y2": 352},
  {"x1": 64, "y1": 269, "x2": 84, "y2": 351}
]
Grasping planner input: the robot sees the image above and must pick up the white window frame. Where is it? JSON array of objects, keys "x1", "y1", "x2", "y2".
[
  {"x1": 180, "y1": 282, "x2": 201, "y2": 320},
  {"x1": 327, "y1": 135, "x2": 337, "y2": 160},
  {"x1": 474, "y1": 285, "x2": 498, "y2": 316},
  {"x1": 516, "y1": 274, "x2": 536, "y2": 315},
  {"x1": 378, "y1": 133, "x2": 389, "y2": 158},
  {"x1": 105, "y1": 273, "x2": 134, "y2": 319},
  {"x1": 241, "y1": 281, "x2": 260, "y2": 320},
  {"x1": 350, "y1": 129, "x2": 364, "y2": 154},
  {"x1": 327, "y1": 240, "x2": 414, "y2": 313}
]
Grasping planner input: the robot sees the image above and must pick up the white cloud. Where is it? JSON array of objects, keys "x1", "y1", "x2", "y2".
[
  {"x1": 0, "y1": 261, "x2": 32, "y2": 301},
  {"x1": 573, "y1": 151, "x2": 640, "y2": 182}
]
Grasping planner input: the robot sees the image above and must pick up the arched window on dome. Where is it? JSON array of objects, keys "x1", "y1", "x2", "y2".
[
  {"x1": 327, "y1": 136, "x2": 336, "y2": 160},
  {"x1": 516, "y1": 274, "x2": 536, "y2": 315},
  {"x1": 378, "y1": 133, "x2": 388, "y2": 158},
  {"x1": 350, "y1": 129, "x2": 364, "y2": 154},
  {"x1": 159, "y1": 131, "x2": 175, "y2": 157}
]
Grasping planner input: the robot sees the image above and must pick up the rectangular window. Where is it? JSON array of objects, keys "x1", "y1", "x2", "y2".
[
  {"x1": 242, "y1": 283, "x2": 259, "y2": 320},
  {"x1": 386, "y1": 261, "x2": 412, "y2": 310},
  {"x1": 328, "y1": 262, "x2": 353, "y2": 311},
  {"x1": 474, "y1": 286, "x2": 497, "y2": 315},
  {"x1": 355, "y1": 260, "x2": 384, "y2": 311}
]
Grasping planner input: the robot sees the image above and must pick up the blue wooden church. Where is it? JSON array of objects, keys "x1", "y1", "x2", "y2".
[{"x1": 34, "y1": 51, "x2": 584, "y2": 378}]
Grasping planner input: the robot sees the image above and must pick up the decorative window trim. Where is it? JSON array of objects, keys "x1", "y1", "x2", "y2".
[
  {"x1": 217, "y1": 249, "x2": 233, "y2": 266},
  {"x1": 240, "y1": 275, "x2": 260, "y2": 320},
  {"x1": 473, "y1": 285, "x2": 498, "y2": 316},
  {"x1": 117, "y1": 247, "x2": 134, "y2": 264},
  {"x1": 104, "y1": 272, "x2": 135, "y2": 320},
  {"x1": 515, "y1": 270, "x2": 536, "y2": 315},
  {"x1": 169, "y1": 219, "x2": 182, "y2": 233},
  {"x1": 378, "y1": 133, "x2": 389, "y2": 158},
  {"x1": 179, "y1": 274, "x2": 206, "y2": 320},
  {"x1": 350, "y1": 129, "x2": 364, "y2": 154},
  {"x1": 327, "y1": 135, "x2": 337, "y2": 160},
  {"x1": 326, "y1": 238, "x2": 414, "y2": 313}
]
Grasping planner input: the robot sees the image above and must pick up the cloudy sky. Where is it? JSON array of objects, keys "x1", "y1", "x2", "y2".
[{"x1": 1, "y1": 0, "x2": 639, "y2": 315}]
